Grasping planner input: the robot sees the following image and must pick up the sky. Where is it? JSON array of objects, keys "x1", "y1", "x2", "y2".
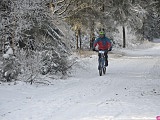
[{"x1": 0, "y1": 40, "x2": 160, "y2": 120}]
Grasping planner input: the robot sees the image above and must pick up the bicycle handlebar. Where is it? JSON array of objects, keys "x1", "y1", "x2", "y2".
[{"x1": 94, "y1": 49, "x2": 108, "y2": 52}]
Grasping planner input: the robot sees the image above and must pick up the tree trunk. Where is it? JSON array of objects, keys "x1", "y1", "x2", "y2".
[
  {"x1": 122, "y1": 26, "x2": 126, "y2": 48},
  {"x1": 90, "y1": 33, "x2": 95, "y2": 49},
  {"x1": 11, "y1": 16, "x2": 16, "y2": 54},
  {"x1": 89, "y1": 19, "x2": 94, "y2": 49},
  {"x1": 76, "y1": 32, "x2": 79, "y2": 49},
  {"x1": 78, "y1": 29, "x2": 82, "y2": 49},
  {"x1": 131, "y1": 0, "x2": 135, "y2": 4},
  {"x1": 142, "y1": 19, "x2": 145, "y2": 41}
]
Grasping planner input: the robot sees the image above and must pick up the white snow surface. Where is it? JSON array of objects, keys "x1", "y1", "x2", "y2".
[
  {"x1": 1, "y1": 41, "x2": 160, "y2": 120},
  {"x1": 3, "y1": 54, "x2": 10, "y2": 59},
  {"x1": 6, "y1": 48, "x2": 13, "y2": 55}
]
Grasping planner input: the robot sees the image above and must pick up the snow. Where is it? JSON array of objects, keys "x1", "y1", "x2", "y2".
[
  {"x1": 3, "y1": 54, "x2": 10, "y2": 59},
  {"x1": 1, "y1": 42, "x2": 160, "y2": 120},
  {"x1": 6, "y1": 48, "x2": 13, "y2": 55},
  {"x1": 3, "y1": 47, "x2": 13, "y2": 59}
]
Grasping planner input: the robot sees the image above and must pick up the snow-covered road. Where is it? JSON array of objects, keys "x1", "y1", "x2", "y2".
[{"x1": 0, "y1": 42, "x2": 160, "y2": 120}]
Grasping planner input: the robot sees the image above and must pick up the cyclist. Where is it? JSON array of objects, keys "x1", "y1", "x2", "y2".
[{"x1": 92, "y1": 31, "x2": 112, "y2": 67}]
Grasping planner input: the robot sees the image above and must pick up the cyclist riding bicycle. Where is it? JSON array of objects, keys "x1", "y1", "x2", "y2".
[{"x1": 92, "y1": 31, "x2": 112, "y2": 67}]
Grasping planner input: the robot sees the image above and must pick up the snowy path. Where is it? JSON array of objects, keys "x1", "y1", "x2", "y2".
[{"x1": 1, "y1": 43, "x2": 160, "y2": 120}]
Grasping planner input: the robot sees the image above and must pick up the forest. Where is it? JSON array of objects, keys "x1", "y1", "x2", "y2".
[{"x1": 0, "y1": 0, "x2": 160, "y2": 84}]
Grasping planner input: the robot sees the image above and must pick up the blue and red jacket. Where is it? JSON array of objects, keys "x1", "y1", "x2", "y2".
[{"x1": 93, "y1": 35, "x2": 111, "y2": 50}]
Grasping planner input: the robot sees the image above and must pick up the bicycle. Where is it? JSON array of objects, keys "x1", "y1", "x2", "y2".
[{"x1": 97, "y1": 50, "x2": 108, "y2": 76}]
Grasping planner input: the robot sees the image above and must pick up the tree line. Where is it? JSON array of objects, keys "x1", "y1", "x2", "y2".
[
  {"x1": 53, "y1": 0, "x2": 160, "y2": 48},
  {"x1": 0, "y1": 0, "x2": 159, "y2": 83}
]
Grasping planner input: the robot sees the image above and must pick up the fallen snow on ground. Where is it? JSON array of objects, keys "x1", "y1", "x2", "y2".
[{"x1": 0, "y1": 41, "x2": 160, "y2": 120}]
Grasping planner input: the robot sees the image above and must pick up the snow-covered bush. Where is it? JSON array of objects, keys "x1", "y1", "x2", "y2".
[
  {"x1": 2, "y1": 55, "x2": 20, "y2": 82},
  {"x1": 15, "y1": 49, "x2": 41, "y2": 84},
  {"x1": 0, "y1": 42, "x2": 20, "y2": 82},
  {"x1": 2, "y1": 59, "x2": 20, "y2": 82},
  {"x1": 0, "y1": 0, "x2": 74, "y2": 83},
  {"x1": 15, "y1": 48, "x2": 73, "y2": 84},
  {"x1": 41, "y1": 50, "x2": 71, "y2": 76}
]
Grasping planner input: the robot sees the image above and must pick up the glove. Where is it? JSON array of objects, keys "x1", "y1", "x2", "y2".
[
  {"x1": 108, "y1": 47, "x2": 112, "y2": 51},
  {"x1": 92, "y1": 48, "x2": 96, "y2": 51}
]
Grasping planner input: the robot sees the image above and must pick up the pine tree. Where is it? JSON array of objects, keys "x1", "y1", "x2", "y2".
[{"x1": 138, "y1": 0, "x2": 160, "y2": 41}]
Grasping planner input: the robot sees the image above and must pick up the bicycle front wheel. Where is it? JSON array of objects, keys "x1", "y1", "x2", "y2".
[{"x1": 99, "y1": 68, "x2": 102, "y2": 76}]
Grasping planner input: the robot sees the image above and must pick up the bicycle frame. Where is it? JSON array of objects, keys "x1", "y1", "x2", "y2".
[{"x1": 98, "y1": 50, "x2": 106, "y2": 76}]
